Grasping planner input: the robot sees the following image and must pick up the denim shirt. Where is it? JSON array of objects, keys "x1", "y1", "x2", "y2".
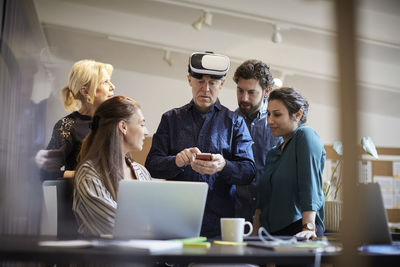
[
  {"x1": 258, "y1": 126, "x2": 326, "y2": 233},
  {"x1": 233, "y1": 101, "x2": 281, "y2": 222},
  {"x1": 145, "y1": 99, "x2": 255, "y2": 238}
]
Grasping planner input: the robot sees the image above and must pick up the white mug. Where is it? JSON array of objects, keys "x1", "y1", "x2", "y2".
[{"x1": 220, "y1": 218, "x2": 253, "y2": 242}]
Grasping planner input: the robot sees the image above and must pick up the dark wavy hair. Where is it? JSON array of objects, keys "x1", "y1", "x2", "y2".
[
  {"x1": 233, "y1": 59, "x2": 274, "y2": 90},
  {"x1": 268, "y1": 87, "x2": 309, "y2": 125},
  {"x1": 76, "y1": 96, "x2": 141, "y2": 200}
]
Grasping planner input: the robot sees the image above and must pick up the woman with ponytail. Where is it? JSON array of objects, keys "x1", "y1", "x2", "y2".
[
  {"x1": 35, "y1": 59, "x2": 115, "y2": 180},
  {"x1": 253, "y1": 87, "x2": 325, "y2": 240},
  {"x1": 73, "y1": 96, "x2": 151, "y2": 236}
]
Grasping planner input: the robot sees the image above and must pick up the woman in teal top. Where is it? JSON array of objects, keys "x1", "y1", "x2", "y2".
[{"x1": 253, "y1": 87, "x2": 325, "y2": 239}]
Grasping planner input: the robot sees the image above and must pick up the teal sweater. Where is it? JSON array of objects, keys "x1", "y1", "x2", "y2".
[{"x1": 258, "y1": 125, "x2": 326, "y2": 233}]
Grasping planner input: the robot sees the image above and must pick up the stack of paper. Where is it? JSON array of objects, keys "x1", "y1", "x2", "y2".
[
  {"x1": 39, "y1": 239, "x2": 183, "y2": 253},
  {"x1": 39, "y1": 240, "x2": 92, "y2": 248},
  {"x1": 99, "y1": 240, "x2": 183, "y2": 253}
]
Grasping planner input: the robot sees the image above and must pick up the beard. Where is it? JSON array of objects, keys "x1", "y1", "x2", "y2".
[{"x1": 238, "y1": 98, "x2": 264, "y2": 118}]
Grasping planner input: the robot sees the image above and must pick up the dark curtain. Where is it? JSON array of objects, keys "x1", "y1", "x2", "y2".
[{"x1": 0, "y1": 0, "x2": 47, "y2": 235}]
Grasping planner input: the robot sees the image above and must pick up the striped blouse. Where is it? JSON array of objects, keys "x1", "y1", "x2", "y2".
[{"x1": 73, "y1": 158, "x2": 152, "y2": 237}]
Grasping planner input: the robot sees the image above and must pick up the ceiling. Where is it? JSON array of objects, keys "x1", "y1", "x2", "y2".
[{"x1": 33, "y1": 0, "x2": 400, "y2": 117}]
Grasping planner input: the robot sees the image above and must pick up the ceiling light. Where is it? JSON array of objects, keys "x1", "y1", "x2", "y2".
[
  {"x1": 163, "y1": 50, "x2": 173, "y2": 66},
  {"x1": 203, "y1": 11, "x2": 212, "y2": 26},
  {"x1": 273, "y1": 72, "x2": 287, "y2": 88},
  {"x1": 192, "y1": 11, "x2": 212, "y2": 30},
  {"x1": 273, "y1": 77, "x2": 283, "y2": 88},
  {"x1": 271, "y1": 24, "x2": 282, "y2": 44},
  {"x1": 192, "y1": 16, "x2": 204, "y2": 30}
]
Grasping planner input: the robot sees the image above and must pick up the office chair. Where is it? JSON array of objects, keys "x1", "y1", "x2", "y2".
[{"x1": 41, "y1": 179, "x2": 78, "y2": 237}]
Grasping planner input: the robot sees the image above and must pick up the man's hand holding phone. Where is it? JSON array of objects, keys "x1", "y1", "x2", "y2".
[
  {"x1": 195, "y1": 153, "x2": 212, "y2": 161},
  {"x1": 192, "y1": 152, "x2": 226, "y2": 175},
  {"x1": 176, "y1": 149, "x2": 226, "y2": 174},
  {"x1": 175, "y1": 147, "x2": 201, "y2": 167}
]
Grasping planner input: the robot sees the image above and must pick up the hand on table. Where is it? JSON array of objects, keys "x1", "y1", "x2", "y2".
[{"x1": 295, "y1": 230, "x2": 317, "y2": 240}]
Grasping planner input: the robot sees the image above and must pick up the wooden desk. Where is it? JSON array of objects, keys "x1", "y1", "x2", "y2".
[{"x1": 0, "y1": 235, "x2": 399, "y2": 266}]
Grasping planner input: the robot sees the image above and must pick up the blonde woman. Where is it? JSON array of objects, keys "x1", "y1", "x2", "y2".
[
  {"x1": 73, "y1": 96, "x2": 151, "y2": 236},
  {"x1": 35, "y1": 59, "x2": 115, "y2": 180}
]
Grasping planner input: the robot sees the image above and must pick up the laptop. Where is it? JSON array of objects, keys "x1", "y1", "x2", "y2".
[
  {"x1": 113, "y1": 180, "x2": 208, "y2": 240},
  {"x1": 248, "y1": 183, "x2": 392, "y2": 250},
  {"x1": 359, "y1": 183, "x2": 392, "y2": 245}
]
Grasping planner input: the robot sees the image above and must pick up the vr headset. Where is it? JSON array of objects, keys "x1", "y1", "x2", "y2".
[{"x1": 188, "y1": 52, "x2": 230, "y2": 80}]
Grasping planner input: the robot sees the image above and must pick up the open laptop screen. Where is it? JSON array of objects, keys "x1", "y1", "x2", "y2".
[
  {"x1": 359, "y1": 183, "x2": 392, "y2": 245},
  {"x1": 113, "y1": 180, "x2": 208, "y2": 240}
]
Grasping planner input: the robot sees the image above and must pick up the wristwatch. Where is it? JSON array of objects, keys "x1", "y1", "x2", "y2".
[{"x1": 302, "y1": 222, "x2": 316, "y2": 232}]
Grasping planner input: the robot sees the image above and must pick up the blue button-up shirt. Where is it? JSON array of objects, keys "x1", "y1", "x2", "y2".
[
  {"x1": 145, "y1": 99, "x2": 256, "y2": 238},
  {"x1": 258, "y1": 126, "x2": 326, "y2": 233},
  {"x1": 233, "y1": 101, "x2": 281, "y2": 222}
]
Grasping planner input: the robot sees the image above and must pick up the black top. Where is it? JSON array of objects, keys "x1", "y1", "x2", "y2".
[{"x1": 41, "y1": 111, "x2": 91, "y2": 180}]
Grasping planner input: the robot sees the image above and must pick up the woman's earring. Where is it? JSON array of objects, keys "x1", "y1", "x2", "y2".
[{"x1": 87, "y1": 96, "x2": 91, "y2": 103}]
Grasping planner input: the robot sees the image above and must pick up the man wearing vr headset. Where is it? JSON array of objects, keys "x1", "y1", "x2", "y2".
[
  {"x1": 232, "y1": 60, "x2": 281, "y2": 223},
  {"x1": 145, "y1": 52, "x2": 256, "y2": 238}
]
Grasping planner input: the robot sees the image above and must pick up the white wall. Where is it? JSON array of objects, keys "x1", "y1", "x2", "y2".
[
  {"x1": 360, "y1": 112, "x2": 400, "y2": 148},
  {"x1": 44, "y1": 63, "x2": 400, "y2": 149}
]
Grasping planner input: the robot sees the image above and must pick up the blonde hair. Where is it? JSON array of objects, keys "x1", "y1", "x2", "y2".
[{"x1": 61, "y1": 59, "x2": 113, "y2": 112}]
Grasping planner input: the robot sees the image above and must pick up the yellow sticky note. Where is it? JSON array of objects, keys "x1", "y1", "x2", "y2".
[
  {"x1": 174, "y1": 237, "x2": 207, "y2": 244},
  {"x1": 213, "y1": 240, "x2": 247, "y2": 246},
  {"x1": 183, "y1": 242, "x2": 211, "y2": 248}
]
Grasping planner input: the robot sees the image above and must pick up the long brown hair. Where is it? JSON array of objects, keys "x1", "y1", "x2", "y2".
[{"x1": 76, "y1": 96, "x2": 141, "y2": 200}]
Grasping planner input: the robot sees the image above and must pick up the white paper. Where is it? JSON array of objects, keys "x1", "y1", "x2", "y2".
[
  {"x1": 122, "y1": 240, "x2": 183, "y2": 253},
  {"x1": 374, "y1": 176, "x2": 394, "y2": 193},
  {"x1": 395, "y1": 194, "x2": 400, "y2": 209},
  {"x1": 395, "y1": 178, "x2": 400, "y2": 209},
  {"x1": 381, "y1": 194, "x2": 395, "y2": 209},
  {"x1": 393, "y1": 162, "x2": 400, "y2": 179},
  {"x1": 39, "y1": 240, "x2": 92, "y2": 248},
  {"x1": 394, "y1": 178, "x2": 400, "y2": 194},
  {"x1": 359, "y1": 160, "x2": 372, "y2": 184},
  {"x1": 374, "y1": 176, "x2": 395, "y2": 209},
  {"x1": 39, "y1": 239, "x2": 183, "y2": 253},
  {"x1": 40, "y1": 185, "x2": 57, "y2": 236},
  {"x1": 94, "y1": 239, "x2": 183, "y2": 253}
]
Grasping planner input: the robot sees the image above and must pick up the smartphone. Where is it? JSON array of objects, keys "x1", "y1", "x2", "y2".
[{"x1": 195, "y1": 153, "x2": 212, "y2": 161}]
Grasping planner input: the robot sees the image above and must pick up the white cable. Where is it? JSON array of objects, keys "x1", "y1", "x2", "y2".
[
  {"x1": 314, "y1": 248, "x2": 322, "y2": 267},
  {"x1": 258, "y1": 227, "x2": 297, "y2": 246}
]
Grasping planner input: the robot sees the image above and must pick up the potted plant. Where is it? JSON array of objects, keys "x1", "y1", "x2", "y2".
[{"x1": 323, "y1": 136, "x2": 378, "y2": 232}]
